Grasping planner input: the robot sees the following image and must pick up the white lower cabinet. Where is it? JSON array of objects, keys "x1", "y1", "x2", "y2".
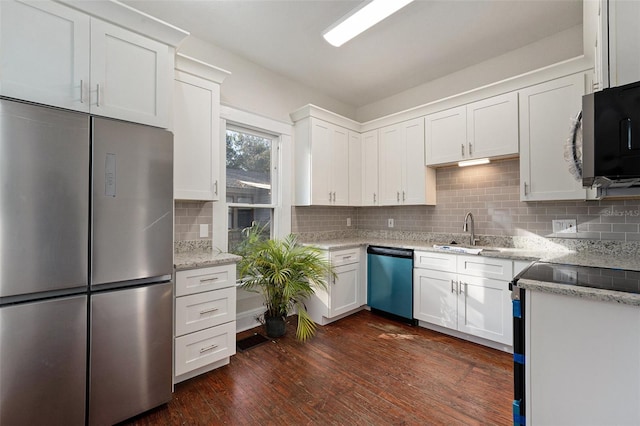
[
  {"x1": 307, "y1": 247, "x2": 365, "y2": 325},
  {"x1": 174, "y1": 263, "x2": 237, "y2": 383},
  {"x1": 413, "y1": 251, "x2": 513, "y2": 346}
]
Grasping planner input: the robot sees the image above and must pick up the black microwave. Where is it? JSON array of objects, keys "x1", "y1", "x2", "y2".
[{"x1": 582, "y1": 80, "x2": 640, "y2": 188}]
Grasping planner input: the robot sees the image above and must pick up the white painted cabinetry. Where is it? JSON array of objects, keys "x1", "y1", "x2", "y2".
[
  {"x1": 0, "y1": 0, "x2": 184, "y2": 128},
  {"x1": 413, "y1": 251, "x2": 513, "y2": 346},
  {"x1": 174, "y1": 263, "x2": 237, "y2": 383},
  {"x1": 361, "y1": 130, "x2": 379, "y2": 206},
  {"x1": 173, "y1": 54, "x2": 230, "y2": 201},
  {"x1": 348, "y1": 131, "x2": 363, "y2": 206},
  {"x1": 378, "y1": 117, "x2": 436, "y2": 206},
  {"x1": 294, "y1": 117, "x2": 351, "y2": 205},
  {"x1": 598, "y1": 0, "x2": 640, "y2": 89},
  {"x1": 425, "y1": 92, "x2": 519, "y2": 166},
  {"x1": 519, "y1": 73, "x2": 587, "y2": 201},
  {"x1": 307, "y1": 247, "x2": 365, "y2": 325}
]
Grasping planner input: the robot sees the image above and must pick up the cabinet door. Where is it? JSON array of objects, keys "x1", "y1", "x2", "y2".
[
  {"x1": 378, "y1": 123, "x2": 403, "y2": 205},
  {"x1": 90, "y1": 19, "x2": 171, "y2": 127},
  {"x1": 519, "y1": 73, "x2": 586, "y2": 201},
  {"x1": 609, "y1": 0, "x2": 640, "y2": 88},
  {"x1": 331, "y1": 125, "x2": 350, "y2": 205},
  {"x1": 348, "y1": 131, "x2": 362, "y2": 206},
  {"x1": 413, "y1": 268, "x2": 457, "y2": 329},
  {"x1": 425, "y1": 105, "x2": 466, "y2": 165},
  {"x1": 310, "y1": 119, "x2": 334, "y2": 205},
  {"x1": 361, "y1": 130, "x2": 379, "y2": 206},
  {"x1": 467, "y1": 92, "x2": 518, "y2": 159},
  {"x1": 456, "y1": 275, "x2": 512, "y2": 345},
  {"x1": 0, "y1": 0, "x2": 90, "y2": 111},
  {"x1": 402, "y1": 117, "x2": 427, "y2": 205},
  {"x1": 329, "y1": 262, "x2": 361, "y2": 317},
  {"x1": 173, "y1": 71, "x2": 220, "y2": 200}
]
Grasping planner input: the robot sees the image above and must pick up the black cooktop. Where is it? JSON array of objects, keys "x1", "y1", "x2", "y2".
[{"x1": 515, "y1": 262, "x2": 640, "y2": 295}]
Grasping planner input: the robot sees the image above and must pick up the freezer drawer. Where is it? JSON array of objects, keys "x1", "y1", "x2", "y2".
[
  {"x1": 91, "y1": 117, "x2": 173, "y2": 287},
  {"x1": 0, "y1": 98, "x2": 89, "y2": 298},
  {"x1": 0, "y1": 295, "x2": 87, "y2": 426},
  {"x1": 89, "y1": 282, "x2": 173, "y2": 426}
]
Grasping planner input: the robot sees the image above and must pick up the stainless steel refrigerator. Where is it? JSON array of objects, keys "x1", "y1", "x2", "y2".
[{"x1": 0, "y1": 98, "x2": 174, "y2": 426}]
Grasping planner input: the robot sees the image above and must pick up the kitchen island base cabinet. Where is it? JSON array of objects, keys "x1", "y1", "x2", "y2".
[{"x1": 525, "y1": 290, "x2": 640, "y2": 425}]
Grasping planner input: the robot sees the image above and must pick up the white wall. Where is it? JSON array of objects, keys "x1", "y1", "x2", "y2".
[
  {"x1": 178, "y1": 36, "x2": 357, "y2": 123},
  {"x1": 355, "y1": 25, "x2": 584, "y2": 122}
]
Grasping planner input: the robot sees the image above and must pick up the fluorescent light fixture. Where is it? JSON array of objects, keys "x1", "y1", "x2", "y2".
[
  {"x1": 323, "y1": 0, "x2": 416, "y2": 47},
  {"x1": 458, "y1": 158, "x2": 490, "y2": 167}
]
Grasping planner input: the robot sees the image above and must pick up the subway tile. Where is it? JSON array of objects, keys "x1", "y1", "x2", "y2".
[
  {"x1": 612, "y1": 224, "x2": 639, "y2": 233},
  {"x1": 600, "y1": 232, "x2": 626, "y2": 241}
]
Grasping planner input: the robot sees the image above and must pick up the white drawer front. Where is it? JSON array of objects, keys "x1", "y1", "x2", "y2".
[
  {"x1": 457, "y1": 255, "x2": 513, "y2": 281},
  {"x1": 175, "y1": 287, "x2": 236, "y2": 337},
  {"x1": 414, "y1": 251, "x2": 457, "y2": 272},
  {"x1": 174, "y1": 321, "x2": 236, "y2": 377},
  {"x1": 330, "y1": 248, "x2": 360, "y2": 266},
  {"x1": 175, "y1": 263, "x2": 236, "y2": 296}
]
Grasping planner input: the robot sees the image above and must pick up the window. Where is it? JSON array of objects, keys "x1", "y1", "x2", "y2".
[{"x1": 226, "y1": 126, "x2": 277, "y2": 252}]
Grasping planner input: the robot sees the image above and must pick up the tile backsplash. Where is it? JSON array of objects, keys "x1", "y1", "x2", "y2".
[
  {"x1": 292, "y1": 159, "x2": 640, "y2": 242},
  {"x1": 174, "y1": 200, "x2": 213, "y2": 241}
]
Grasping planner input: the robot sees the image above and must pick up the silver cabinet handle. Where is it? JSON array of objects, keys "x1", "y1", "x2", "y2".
[
  {"x1": 96, "y1": 84, "x2": 100, "y2": 107},
  {"x1": 461, "y1": 144, "x2": 465, "y2": 157},
  {"x1": 397, "y1": 191, "x2": 400, "y2": 202},
  {"x1": 329, "y1": 192, "x2": 332, "y2": 202},
  {"x1": 469, "y1": 143, "x2": 473, "y2": 156},
  {"x1": 451, "y1": 280, "x2": 456, "y2": 294},
  {"x1": 214, "y1": 180, "x2": 218, "y2": 196},
  {"x1": 200, "y1": 277, "x2": 218, "y2": 283},
  {"x1": 199, "y1": 344, "x2": 218, "y2": 353},
  {"x1": 80, "y1": 80, "x2": 84, "y2": 103},
  {"x1": 402, "y1": 191, "x2": 405, "y2": 202},
  {"x1": 342, "y1": 255, "x2": 352, "y2": 260},
  {"x1": 523, "y1": 182, "x2": 529, "y2": 196},
  {"x1": 333, "y1": 192, "x2": 336, "y2": 202},
  {"x1": 373, "y1": 193, "x2": 376, "y2": 203},
  {"x1": 199, "y1": 307, "x2": 219, "y2": 315}
]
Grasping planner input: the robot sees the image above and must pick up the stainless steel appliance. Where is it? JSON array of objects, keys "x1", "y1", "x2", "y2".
[
  {"x1": 582, "y1": 80, "x2": 640, "y2": 190},
  {"x1": 366, "y1": 246, "x2": 415, "y2": 323},
  {"x1": 0, "y1": 98, "x2": 174, "y2": 426}
]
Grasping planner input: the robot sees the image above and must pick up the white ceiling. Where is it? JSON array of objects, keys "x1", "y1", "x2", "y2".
[{"x1": 123, "y1": 0, "x2": 583, "y2": 108}]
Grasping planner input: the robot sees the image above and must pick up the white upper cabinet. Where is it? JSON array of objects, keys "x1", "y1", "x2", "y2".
[
  {"x1": 519, "y1": 73, "x2": 587, "y2": 201},
  {"x1": 90, "y1": 19, "x2": 171, "y2": 127},
  {"x1": 348, "y1": 131, "x2": 362, "y2": 206},
  {"x1": 608, "y1": 0, "x2": 640, "y2": 88},
  {"x1": 0, "y1": 0, "x2": 90, "y2": 112},
  {"x1": 173, "y1": 55, "x2": 230, "y2": 201},
  {"x1": 0, "y1": 0, "x2": 187, "y2": 128},
  {"x1": 379, "y1": 118, "x2": 436, "y2": 206},
  {"x1": 426, "y1": 92, "x2": 518, "y2": 166},
  {"x1": 295, "y1": 117, "x2": 351, "y2": 206},
  {"x1": 361, "y1": 130, "x2": 379, "y2": 206}
]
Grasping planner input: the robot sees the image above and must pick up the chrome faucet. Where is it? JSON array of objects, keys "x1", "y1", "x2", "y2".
[{"x1": 463, "y1": 212, "x2": 479, "y2": 246}]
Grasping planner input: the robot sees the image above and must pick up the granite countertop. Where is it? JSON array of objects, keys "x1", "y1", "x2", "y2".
[
  {"x1": 174, "y1": 250, "x2": 241, "y2": 271},
  {"x1": 304, "y1": 237, "x2": 640, "y2": 306}
]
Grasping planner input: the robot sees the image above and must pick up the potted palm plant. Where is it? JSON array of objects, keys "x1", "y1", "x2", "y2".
[{"x1": 236, "y1": 224, "x2": 333, "y2": 341}]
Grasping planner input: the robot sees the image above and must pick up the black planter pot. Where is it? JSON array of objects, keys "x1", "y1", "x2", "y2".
[{"x1": 264, "y1": 314, "x2": 286, "y2": 338}]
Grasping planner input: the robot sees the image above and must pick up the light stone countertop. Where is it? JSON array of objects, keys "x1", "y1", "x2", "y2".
[
  {"x1": 174, "y1": 250, "x2": 241, "y2": 271},
  {"x1": 304, "y1": 237, "x2": 640, "y2": 306}
]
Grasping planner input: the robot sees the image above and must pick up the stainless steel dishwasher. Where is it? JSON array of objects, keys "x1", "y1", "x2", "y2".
[{"x1": 367, "y1": 246, "x2": 415, "y2": 323}]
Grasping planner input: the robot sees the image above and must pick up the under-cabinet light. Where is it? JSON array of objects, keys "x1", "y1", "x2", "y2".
[
  {"x1": 458, "y1": 158, "x2": 490, "y2": 167},
  {"x1": 323, "y1": 0, "x2": 416, "y2": 47}
]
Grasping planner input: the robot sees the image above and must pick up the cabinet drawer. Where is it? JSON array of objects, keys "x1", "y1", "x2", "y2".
[
  {"x1": 175, "y1": 287, "x2": 236, "y2": 337},
  {"x1": 175, "y1": 263, "x2": 236, "y2": 296},
  {"x1": 457, "y1": 255, "x2": 513, "y2": 281},
  {"x1": 174, "y1": 321, "x2": 236, "y2": 377},
  {"x1": 414, "y1": 251, "x2": 457, "y2": 272},
  {"x1": 330, "y1": 248, "x2": 360, "y2": 266}
]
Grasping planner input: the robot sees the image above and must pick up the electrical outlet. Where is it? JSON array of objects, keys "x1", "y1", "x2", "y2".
[
  {"x1": 347, "y1": 217, "x2": 351, "y2": 227},
  {"x1": 552, "y1": 219, "x2": 577, "y2": 234},
  {"x1": 388, "y1": 218, "x2": 394, "y2": 228},
  {"x1": 199, "y1": 224, "x2": 209, "y2": 238}
]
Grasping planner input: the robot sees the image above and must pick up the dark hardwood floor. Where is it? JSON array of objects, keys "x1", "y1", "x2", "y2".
[{"x1": 124, "y1": 310, "x2": 513, "y2": 425}]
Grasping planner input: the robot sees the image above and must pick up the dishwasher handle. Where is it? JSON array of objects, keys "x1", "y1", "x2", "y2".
[{"x1": 366, "y1": 246, "x2": 413, "y2": 259}]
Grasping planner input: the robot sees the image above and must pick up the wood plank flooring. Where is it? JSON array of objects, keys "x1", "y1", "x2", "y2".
[{"x1": 122, "y1": 310, "x2": 513, "y2": 425}]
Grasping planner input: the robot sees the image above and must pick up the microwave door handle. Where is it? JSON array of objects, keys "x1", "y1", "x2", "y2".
[{"x1": 623, "y1": 118, "x2": 632, "y2": 150}]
